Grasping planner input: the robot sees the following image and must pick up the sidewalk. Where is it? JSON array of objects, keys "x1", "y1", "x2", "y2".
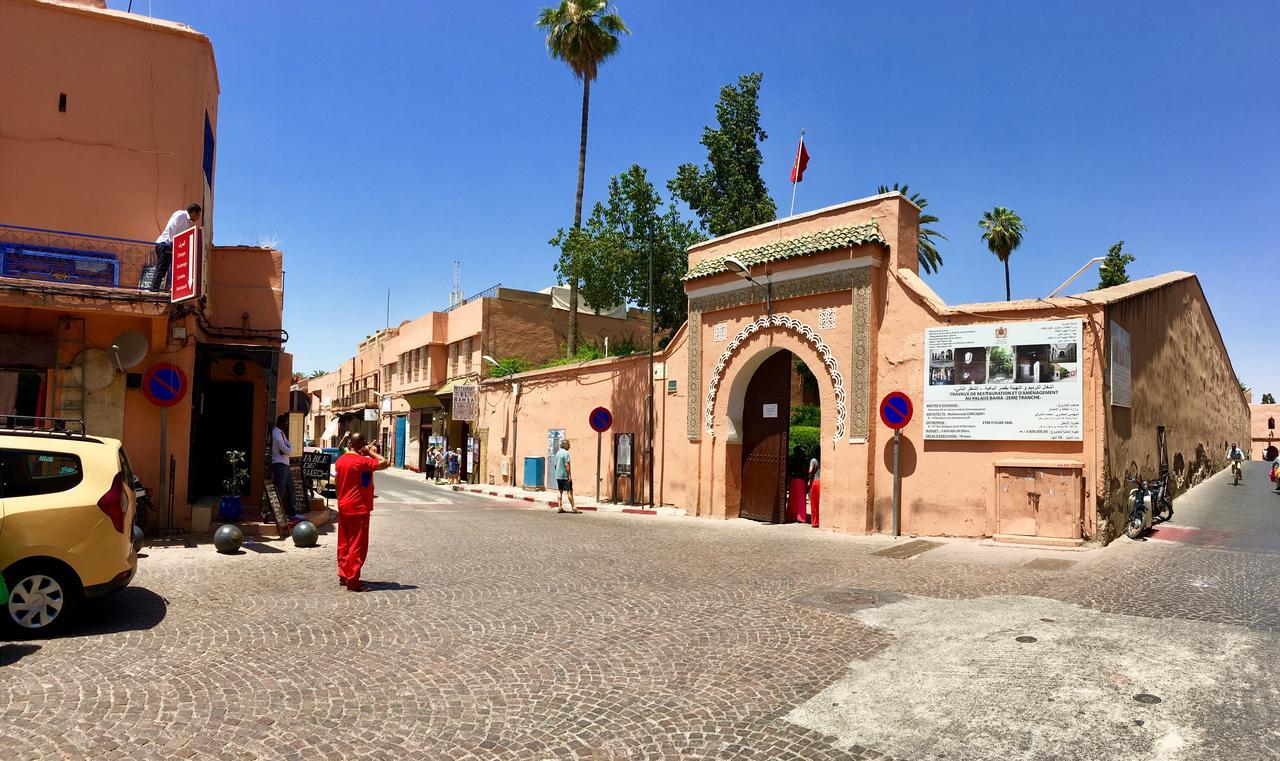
[{"x1": 378, "y1": 467, "x2": 687, "y2": 517}]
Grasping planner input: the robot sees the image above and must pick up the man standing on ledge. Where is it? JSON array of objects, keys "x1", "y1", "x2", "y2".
[
  {"x1": 555, "y1": 439, "x2": 580, "y2": 514},
  {"x1": 153, "y1": 203, "x2": 201, "y2": 290},
  {"x1": 333, "y1": 432, "x2": 389, "y2": 591}
]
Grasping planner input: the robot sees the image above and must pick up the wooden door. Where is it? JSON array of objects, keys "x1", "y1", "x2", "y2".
[
  {"x1": 996, "y1": 467, "x2": 1038, "y2": 536},
  {"x1": 1034, "y1": 468, "x2": 1081, "y2": 539},
  {"x1": 739, "y1": 352, "x2": 791, "y2": 523}
]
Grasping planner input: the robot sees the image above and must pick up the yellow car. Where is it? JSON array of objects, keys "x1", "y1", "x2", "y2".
[{"x1": 0, "y1": 426, "x2": 137, "y2": 634}]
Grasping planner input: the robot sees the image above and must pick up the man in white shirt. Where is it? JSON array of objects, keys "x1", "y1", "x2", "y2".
[
  {"x1": 153, "y1": 203, "x2": 201, "y2": 290},
  {"x1": 272, "y1": 414, "x2": 301, "y2": 519}
]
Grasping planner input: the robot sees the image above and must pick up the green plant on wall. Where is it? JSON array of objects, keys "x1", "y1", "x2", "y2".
[
  {"x1": 222, "y1": 450, "x2": 249, "y2": 496},
  {"x1": 485, "y1": 357, "x2": 532, "y2": 378}
]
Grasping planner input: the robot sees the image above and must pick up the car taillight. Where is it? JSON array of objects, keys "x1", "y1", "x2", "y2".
[{"x1": 98, "y1": 472, "x2": 127, "y2": 533}]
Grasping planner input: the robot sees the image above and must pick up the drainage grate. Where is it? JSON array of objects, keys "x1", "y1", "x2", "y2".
[
  {"x1": 873, "y1": 539, "x2": 941, "y2": 560},
  {"x1": 1134, "y1": 693, "x2": 1162, "y2": 705},
  {"x1": 1015, "y1": 636, "x2": 1038, "y2": 643},
  {"x1": 1023, "y1": 557, "x2": 1077, "y2": 572}
]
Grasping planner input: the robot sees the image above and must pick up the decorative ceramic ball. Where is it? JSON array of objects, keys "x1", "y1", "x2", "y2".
[
  {"x1": 291, "y1": 520, "x2": 318, "y2": 548},
  {"x1": 213, "y1": 523, "x2": 244, "y2": 554},
  {"x1": 132, "y1": 524, "x2": 145, "y2": 553}
]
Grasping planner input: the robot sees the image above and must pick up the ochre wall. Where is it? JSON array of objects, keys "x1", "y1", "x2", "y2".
[
  {"x1": 1101, "y1": 277, "x2": 1249, "y2": 540},
  {"x1": 0, "y1": 0, "x2": 219, "y2": 240}
]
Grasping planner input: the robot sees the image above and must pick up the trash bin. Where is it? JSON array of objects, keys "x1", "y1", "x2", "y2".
[{"x1": 523, "y1": 456, "x2": 546, "y2": 490}]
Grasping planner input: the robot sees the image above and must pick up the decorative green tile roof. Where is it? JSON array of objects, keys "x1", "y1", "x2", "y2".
[{"x1": 683, "y1": 219, "x2": 887, "y2": 281}]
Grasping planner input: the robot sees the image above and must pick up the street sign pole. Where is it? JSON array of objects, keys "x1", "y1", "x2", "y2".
[
  {"x1": 596, "y1": 430, "x2": 602, "y2": 503},
  {"x1": 892, "y1": 428, "x2": 901, "y2": 538}
]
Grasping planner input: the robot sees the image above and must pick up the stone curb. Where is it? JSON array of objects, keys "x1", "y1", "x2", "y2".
[{"x1": 449, "y1": 486, "x2": 686, "y2": 518}]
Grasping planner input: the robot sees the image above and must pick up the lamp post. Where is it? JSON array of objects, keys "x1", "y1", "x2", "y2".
[
  {"x1": 724, "y1": 256, "x2": 772, "y2": 315},
  {"x1": 1046, "y1": 256, "x2": 1106, "y2": 298}
]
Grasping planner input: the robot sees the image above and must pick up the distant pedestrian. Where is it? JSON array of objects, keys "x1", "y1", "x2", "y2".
[
  {"x1": 333, "y1": 432, "x2": 389, "y2": 592},
  {"x1": 271, "y1": 414, "x2": 301, "y2": 519},
  {"x1": 434, "y1": 448, "x2": 447, "y2": 483},
  {"x1": 447, "y1": 448, "x2": 462, "y2": 484},
  {"x1": 424, "y1": 446, "x2": 436, "y2": 482},
  {"x1": 807, "y1": 454, "x2": 820, "y2": 526},
  {"x1": 555, "y1": 439, "x2": 579, "y2": 513},
  {"x1": 153, "y1": 203, "x2": 200, "y2": 290}
]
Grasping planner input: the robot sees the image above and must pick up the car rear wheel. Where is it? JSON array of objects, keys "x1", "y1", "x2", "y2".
[{"x1": 3, "y1": 565, "x2": 79, "y2": 635}]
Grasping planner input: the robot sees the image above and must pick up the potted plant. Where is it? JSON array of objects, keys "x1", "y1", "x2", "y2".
[{"x1": 219, "y1": 449, "x2": 249, "y2": 522}]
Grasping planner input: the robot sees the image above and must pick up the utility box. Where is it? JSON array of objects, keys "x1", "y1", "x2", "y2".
[
  {"x1": 994, "y1": 459, "x2": 1084, "y2": 545},
  {"x1": 523, "y1": 456, "x2": 545, "y2": 490}
]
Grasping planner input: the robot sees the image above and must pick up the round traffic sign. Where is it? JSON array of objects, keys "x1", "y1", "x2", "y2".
[
  {"x1": 589, "y1": 406, "x2": 613, "y2": 433},
  {"x1": 879, "y1": 391, "x2": 913, "y2": 430},
  {"x1": 142, "y1": 362, "x2": 188, "y2": 408}
]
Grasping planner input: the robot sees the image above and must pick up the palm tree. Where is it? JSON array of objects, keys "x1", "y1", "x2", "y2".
[
  {"x1": 979, "y1": 206, "x2": 1026, "y2": 301},
  {"x1": 537, "y1": 1, "x2": 629, "y2": 357},
  {"x1": 878, "y1": 183, "x2": 945, "y2": 275},
  {"x1": 308, "y1": 369, "x2": 327, "y2": 379}
]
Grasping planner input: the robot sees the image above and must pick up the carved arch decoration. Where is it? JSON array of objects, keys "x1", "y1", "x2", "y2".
[{"x1": 704, "y1": 314, "x2": 847, "y2": 442}]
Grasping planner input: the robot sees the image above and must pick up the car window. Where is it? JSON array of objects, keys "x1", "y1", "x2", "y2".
[{"x1": 0, "y1": 449, "x2": 84, "y2": 498}]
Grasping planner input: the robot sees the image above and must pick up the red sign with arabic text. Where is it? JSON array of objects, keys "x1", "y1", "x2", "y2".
[{"x1": 170, "y1": 225, "x2": 203, "y2": 302}]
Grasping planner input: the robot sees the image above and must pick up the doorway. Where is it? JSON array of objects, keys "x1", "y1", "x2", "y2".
[
  {"x1": 191, "y1": 381, "x2": 254, "y2": 501},
  {"x1": 739, "y1": 352, "x2": 792, "y2": 522}
]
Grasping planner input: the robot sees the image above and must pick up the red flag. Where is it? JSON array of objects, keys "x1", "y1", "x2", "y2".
[{"x1": 790, "y1": 135, "x2": 810, "y2": 183}]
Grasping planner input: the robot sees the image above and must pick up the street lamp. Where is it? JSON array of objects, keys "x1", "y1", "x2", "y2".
[
  {"x1": 482, "y1": 355, "x2": 499, "y2": 368},
  {"x1": 724, "y1": 256, "x2": 772, "y2": 314},
  {"x1": 1046, "y1": 256, "x2": 1106, "y2": 298}
]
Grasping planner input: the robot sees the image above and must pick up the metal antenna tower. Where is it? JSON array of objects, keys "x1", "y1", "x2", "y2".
[{"x1": 449, "y1": 258, "x2": 463, "y2": 308}]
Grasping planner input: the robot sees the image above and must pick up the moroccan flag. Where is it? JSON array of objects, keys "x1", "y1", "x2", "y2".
[{"x1": 790, "y1": 134, "x2": 810, "y2": 183}]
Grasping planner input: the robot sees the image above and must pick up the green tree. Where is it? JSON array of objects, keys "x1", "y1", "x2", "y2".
[
  {"x1": 552, "y1": 165, "x2": 703, "y2": 334},
  {"x1": 669, "y1": 73, "x2": 777, "y2": 236},
  {"x1": 536, "y1": 0, "x2": 629, "y2": 357},
  {"x1": 307, "y1": 369, "x2": 327, "y2": 379},
  {"x1": 1263, "y1": 393, "x2": 1276, "y2": 404},
  {"x1": 877, "y1": 183, "x2": 946, "y2": 275},
  {"x1": 1097, "y1": 240, "x2": 1136, "y2": 289},
  {"x1": 979, "y1": 206, "x2": 1027, "y2": 301}
]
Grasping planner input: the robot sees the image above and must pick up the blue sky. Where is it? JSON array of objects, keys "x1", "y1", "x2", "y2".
[{"x1": 110, "y1": 1, "x2": 1278, "y2": 394}]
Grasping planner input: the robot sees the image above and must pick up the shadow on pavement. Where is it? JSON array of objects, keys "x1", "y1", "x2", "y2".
[
  {"x1": 361, "y1": 581, "x2": 418, "y2": 592},
  {"x1": 0, "y1": 643, "x2": 41, "y2": 666},
  {"x1": 59, "y1": 585, "x2": 169, "y2": 639}
]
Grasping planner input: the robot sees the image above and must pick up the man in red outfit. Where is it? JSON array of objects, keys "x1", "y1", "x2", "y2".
[{"x1": 333, "y1": 432, "x2": 389, "y2": 591}]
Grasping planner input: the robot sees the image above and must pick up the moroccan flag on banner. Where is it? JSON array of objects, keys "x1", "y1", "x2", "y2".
[{"x1": 790, "y1": 134, "x2": 810, "y2": 183}]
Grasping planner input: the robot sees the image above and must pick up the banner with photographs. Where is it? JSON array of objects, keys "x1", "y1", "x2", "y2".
[{"x1": 923, "y1": 319, "x2": 1083, "y2": 441}]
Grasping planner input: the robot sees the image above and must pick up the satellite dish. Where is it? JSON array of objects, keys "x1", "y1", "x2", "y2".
[{"x1": 109, "y1": 331, "x2": 149, "y2": 371}]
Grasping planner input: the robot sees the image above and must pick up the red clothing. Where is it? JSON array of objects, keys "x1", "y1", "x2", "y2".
[
  {"x1": 337, "y1": 513, "x2": 370, "y2": 586},
  {"x1": 334, "y1": 452, "x2": 379, "y2": 515}
]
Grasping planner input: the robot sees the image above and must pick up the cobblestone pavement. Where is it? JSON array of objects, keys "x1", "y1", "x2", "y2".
[{"x1": 2, "y1": 470, "x2": 1277, "y2": 760}]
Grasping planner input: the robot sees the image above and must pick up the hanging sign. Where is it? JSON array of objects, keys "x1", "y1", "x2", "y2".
[
  {"x1": 170, "y1": 225, "x2": 203, "y2": 303},
  {"x1": 923, "y1": 319, "x2": 1083, "y2": 441},
  {"x1": 452, "y1": 385, "x2": 478, "y2": 422}
]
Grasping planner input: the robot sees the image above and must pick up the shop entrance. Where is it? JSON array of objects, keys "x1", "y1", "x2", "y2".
[{"x1": 191, "y1": 381, "x2": 254, "y2": 501}]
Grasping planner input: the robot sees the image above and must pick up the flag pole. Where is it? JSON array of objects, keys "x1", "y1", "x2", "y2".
[{"x1": 789, "y1": 128, "x2": 804, "y2": 217}]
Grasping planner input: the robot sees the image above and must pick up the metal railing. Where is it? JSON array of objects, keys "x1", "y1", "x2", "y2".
[
  {"x1": 335, "y1": 387, "x2": 380, "y2": 410},
  {"x1": 444, "y1": 282, "x2": 501, "y2": 312},
  {"x1": 0, "y1": 223, "x2": 164, "y2": 292}
]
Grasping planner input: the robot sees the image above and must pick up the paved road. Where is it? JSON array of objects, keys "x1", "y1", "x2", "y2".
[
  {"x1": 1150, "y1": 461, "x2": 1280, "y2": 554},
  {"x1": 1, "y1": 468, "x2": 1277, "y2": 760}
]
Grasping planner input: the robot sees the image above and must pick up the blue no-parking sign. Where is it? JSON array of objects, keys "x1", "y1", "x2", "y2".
[
  {"x1": 589, "y1": 407, "x2": 613, "y2": 433},
  {"x1": 142, "y1": 363, "x2": 188, "y2": 408},
  {"x1": 879, "y1": 392, "x2": 913, "y2": 430}
]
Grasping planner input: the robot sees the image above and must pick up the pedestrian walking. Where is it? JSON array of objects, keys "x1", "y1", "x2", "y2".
[
  {"x1": 807, "y1": 454, "x2": 821, "y2": 527},
  {"x1": 555, "y1": 439, "x2": 580, "y2": 513},
  {"x1": 333, "y1": 432, "x2": 389, "y2": 592},
  {"x1": 448, "y1": 448, "x2": 463, "y2": 484},
  {"x1": 153, "y1": 203, "x2": 200, "y2": 290},
  {"x1": 424, "y1": 446, "x2": 436, "y2": 482},
  {"x1": 271, "y1": 414, "x2": 301, "y2": 519},
  {"x1": 434, "y1": 447, "x2": 446, "y2": 483}
]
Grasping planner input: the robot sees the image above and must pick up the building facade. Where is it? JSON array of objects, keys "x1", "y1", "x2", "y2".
[
  {"x1": 472, "y1": 193, "x2": 1249, "y2": 545},
  {"x1": 301, "y1": 287, "x2": 652, "y2": 481},
  {"x1": 0, "y1": 0, "x2": 292, "y2": 529},
  {"x1": 1249, "y1": 398, "x2": 1279, "y2": 461}
]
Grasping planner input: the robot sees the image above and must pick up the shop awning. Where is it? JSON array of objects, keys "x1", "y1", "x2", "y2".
[
  {"x1": 435, "y1": 379, "x2": 460, "y2": 397},
  {"x1": 404, "y1": 391, "x2": 444, "y2": 410}
]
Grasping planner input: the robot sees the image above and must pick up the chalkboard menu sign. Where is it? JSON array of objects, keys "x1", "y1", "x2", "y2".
[
  {"x1": 301, "y1": 451, "x2": 332, "y2": 480},
  {"x1": 290, "y1": 460, "x2": 308, "y2": 516},
  {"x1": 263, "y1": 482, "x2": 287, "y2": 530}
]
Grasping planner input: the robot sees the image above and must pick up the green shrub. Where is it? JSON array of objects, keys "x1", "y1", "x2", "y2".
[
  {"x1": 790, "y1": 403, "x2": 820, "y2": 427},
  {"x1": 485, "y1": 357, "x2": 531, "y2": 378},
  {"x1": 788, "y1": 425, "x2": 821, "y2": 478}
]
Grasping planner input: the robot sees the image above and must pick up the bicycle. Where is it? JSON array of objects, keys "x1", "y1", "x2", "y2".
[{"x1": 1230, "y1": 460, "x2": 1242, "y2": 486}]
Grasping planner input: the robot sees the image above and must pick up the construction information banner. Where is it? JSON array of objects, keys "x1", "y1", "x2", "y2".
[{"x1": 923, "y1": 318, "x2": 1083, "y2": 441}]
